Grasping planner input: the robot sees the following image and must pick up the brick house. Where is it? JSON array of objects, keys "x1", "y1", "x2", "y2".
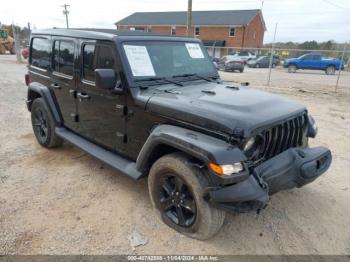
[{"x1": 115, "y1": 9, "x2": 266, "y2": 58}]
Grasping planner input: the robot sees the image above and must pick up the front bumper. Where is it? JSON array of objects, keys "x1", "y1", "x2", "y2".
[{"x1": 208, "y1": 146, "x2": 332, "y2": 213}]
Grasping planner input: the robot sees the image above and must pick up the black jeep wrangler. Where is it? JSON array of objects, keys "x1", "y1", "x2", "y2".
[{"x1": 26, "y1": 29, "x2": 332, "y2": 240}]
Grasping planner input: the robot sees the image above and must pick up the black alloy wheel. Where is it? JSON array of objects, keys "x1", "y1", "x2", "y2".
[
  {"x1": 158, "y1": 174, "x2": 196, "y2": 227},
  {"x1": 32, "y1": 107, "x2": 49, "y2": 144}
]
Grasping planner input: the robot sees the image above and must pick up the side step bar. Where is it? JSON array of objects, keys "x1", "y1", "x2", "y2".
[{"x1": 55, "y1": 127, "x2": 143, "y2": 180}]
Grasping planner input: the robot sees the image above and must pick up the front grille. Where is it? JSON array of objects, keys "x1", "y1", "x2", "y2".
[{"x1": 256, "y1": 114, "x2": 306, "y2": 162}]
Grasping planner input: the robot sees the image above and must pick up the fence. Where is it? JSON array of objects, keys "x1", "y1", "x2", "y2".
[{"x1": 204, "y1": 45, "x2": 350, "y2": 93}]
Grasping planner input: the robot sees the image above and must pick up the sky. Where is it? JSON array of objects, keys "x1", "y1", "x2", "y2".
[{"x1": 1, "y1": 0, "x2": 350, "y2": 43}]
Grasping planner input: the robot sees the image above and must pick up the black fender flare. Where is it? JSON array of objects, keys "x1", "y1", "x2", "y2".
[
  {"x1": 136, "y1": 124, "x2": 247, "y2": 175},
  {"x1": 27, "y1": 83, "x2": 63, "y2": 126}
]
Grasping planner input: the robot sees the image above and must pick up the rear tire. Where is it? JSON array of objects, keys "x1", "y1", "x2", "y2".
[
  {"x1": 31, "y1": 98, "x2": 63, "y2": 148},
  {"x1": 148, "y1": 153, "x2": 226, "y2": 240},
  {"x1": 325, "y1": 65, "x2": 335, "y2": 75},
  {"x1": 288, "y1": 65, "x2": 297, "y2": 73},
  {"x1": 239, "y1": 68, "x2": 244, "y2": 73}
]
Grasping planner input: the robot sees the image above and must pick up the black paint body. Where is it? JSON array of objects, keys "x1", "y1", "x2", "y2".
[{"x1": 26, "y1": 29, "x2": 332, "y2": 213}]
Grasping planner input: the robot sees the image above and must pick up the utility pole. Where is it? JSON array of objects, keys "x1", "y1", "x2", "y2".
[
  {"x1": 62, "y1": 3, "x2": 70, "y2": 28},
  {"x1": 267, "y1": 23, "x2": 278, "y2": 86},
  {"x1": 186, "y1": 0, "x2": 192, "y2": 37},
  {"x1": 12, "y1": 24, "x2": 22, "y2": 62},
  {"x1": 335, "y1": 44, "x2": 346, "y2": 92}
]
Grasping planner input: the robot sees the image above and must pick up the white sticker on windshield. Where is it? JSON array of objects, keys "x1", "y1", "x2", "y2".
[
  {"x1": 185, "y1": 43, "x2": 204, "y2": 59},
  {"x1": 123, "y1": 45, "x2": 155, "y2": 76}
]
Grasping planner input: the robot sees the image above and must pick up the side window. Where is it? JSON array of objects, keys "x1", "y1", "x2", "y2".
[
  {"x1": 171, "y1": 26, "x2": 176, "y2": 35},
  {"x1": 82, "y1": 44, "x2": 95, "y2": 82},
  {"x1": 30, "y1": 38, "x2": 51, "y2": 70},
  {"x1": 82, "y1": 44, "x2": 115, "y2": 83},
  {"x1": 96, "y1": 45, "x2": 115, "y2": 69},
  {"x1": 229, "y1": 27, "x2": 235, "y2": 37},
  {"x1": 195, "y1": 27, "x2": 200, "y2": 36},
  {"x1": 53, "y1": 40, "x2": 75, "y2": 76}
]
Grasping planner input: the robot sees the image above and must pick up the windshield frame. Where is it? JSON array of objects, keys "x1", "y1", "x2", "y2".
[{"x1": 115, "y1": 36, "x2": 219, "y2": 87}]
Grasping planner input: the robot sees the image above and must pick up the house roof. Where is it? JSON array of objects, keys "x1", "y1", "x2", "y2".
[{"x1": 115, "y1": 9, "x2": 263, "y2": 27}]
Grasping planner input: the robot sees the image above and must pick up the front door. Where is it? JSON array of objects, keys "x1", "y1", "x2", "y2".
[
  {"x1": 76, "y1": 40, "x2": 126, "y2": 153},
  {"x1": 50, "y1": 38, "x2": 78, "y2": 130}
]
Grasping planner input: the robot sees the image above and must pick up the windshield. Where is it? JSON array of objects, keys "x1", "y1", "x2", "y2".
[{"x1": 122, "y1": 41, "x2": 217, "y2": 80}]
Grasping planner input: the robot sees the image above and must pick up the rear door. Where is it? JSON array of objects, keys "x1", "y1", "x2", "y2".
[
  {"x1": 50, "y1": 38, "x2": 78, "y2": 130},
  {"x1": 76, "y1": 40, "x2": 127, "y2": 153}
]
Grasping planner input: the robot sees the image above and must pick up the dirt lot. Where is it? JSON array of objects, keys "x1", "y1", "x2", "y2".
[
  {"x1": 221, "y1": 66, "x2": 350, "y2": 94},
  {"x1": 0, "y1": 55, "x2": 350, "y2": 255}
]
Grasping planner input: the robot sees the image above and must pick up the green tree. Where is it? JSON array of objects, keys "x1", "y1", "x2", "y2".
[
  {"x1": 320, "y1": 40, "x2": 335, "y2": 50},
  {"x1": 298, "y1": 41, "x2": 320, "y2": 50}
]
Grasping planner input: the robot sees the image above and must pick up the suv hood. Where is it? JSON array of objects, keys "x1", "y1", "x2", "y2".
[{"x1": 143, "y1": 82, "x2": 306, "y2": 138}]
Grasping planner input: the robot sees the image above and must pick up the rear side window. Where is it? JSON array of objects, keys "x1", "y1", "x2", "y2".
[
  {"x1": 53, "y1": 40, "x2": 75, "y2": 76},
  {"x1": 30, "y1": 38, "x2": 51, "y2": 70},
  {"x1": 82, "y1": 44, "x2": 115, "y2": 82}
]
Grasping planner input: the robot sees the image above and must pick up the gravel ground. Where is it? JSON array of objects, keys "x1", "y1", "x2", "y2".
[
  {"x1": 0, "y1": 55, "x2": 349, "y2": 255},
  {"x1": 221, "y1": 66, "x2": 350, "y2": 94}
]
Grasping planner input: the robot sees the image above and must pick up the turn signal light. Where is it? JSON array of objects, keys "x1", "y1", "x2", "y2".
[{"x1": 209, "y1": 162, "x2": 244, "y2": 176}]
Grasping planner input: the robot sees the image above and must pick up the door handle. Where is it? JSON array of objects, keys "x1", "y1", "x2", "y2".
[
  {"x1": 51, "y1": 83, "x2": 61, "y2": 89},
  {"x1": 77, "y1": 92, "x2": 90, "y2": 101}
]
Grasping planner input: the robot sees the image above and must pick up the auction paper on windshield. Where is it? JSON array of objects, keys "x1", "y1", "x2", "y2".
[
  {"x1": 185, "y1": 43, "x2": 204, "y2": 59},
  {"x1": 124, "y1": 45, "x2": 155, "y2": 76}
]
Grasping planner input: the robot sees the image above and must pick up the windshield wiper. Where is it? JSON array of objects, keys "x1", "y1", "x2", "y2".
[
  {"x1": 172, "y1": 73, "x2": 215, "y2": 82},
  {"x1": 135, "y1": 76, "x2": 183, "y2": 86}
]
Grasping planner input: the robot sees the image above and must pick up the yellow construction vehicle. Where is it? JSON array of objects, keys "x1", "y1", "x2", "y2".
[{"x1": 0, "y1": 29, "x2": 15, "y2": 54}]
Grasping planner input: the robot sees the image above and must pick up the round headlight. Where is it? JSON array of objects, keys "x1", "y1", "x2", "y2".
[{"x1": 243, "y1": 137, "x2": 256, "y2": 152}]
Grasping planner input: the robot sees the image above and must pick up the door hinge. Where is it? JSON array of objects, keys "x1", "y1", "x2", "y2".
[
  {"x1": 69, "y1": 89, "x2": 77, "y2": 99},
  {"x1": 116, "y1": 132, "x2": 128, "y2": 144},
  {"x1": 71, "y1": 113, "x2": 79, "y2": 122},
  {"x1": 116, "y1": 132, "x2": 127, "y2": 143},
  {"x1": 115, "y1": 104, "x2": 128, "y2": 116}
]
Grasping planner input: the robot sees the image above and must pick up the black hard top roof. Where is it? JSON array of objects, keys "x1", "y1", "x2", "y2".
[{"x1": 31, "y1": 28, "x2": 194, "y2": 41}]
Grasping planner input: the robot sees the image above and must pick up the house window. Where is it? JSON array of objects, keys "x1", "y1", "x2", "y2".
[
  {"x1": 229, "y1": 27, "x2": 235, "y2": 37},
  {"x1": 253, "y1": 31, "x2": 256, "y2": 39},
  {"x1": 147, "y1": 26, "x2": 152, "y2": 32},
  {"x1": 195, "y1": 26, "x2": 200, "y2": 36},
  {"x1": 171, "y1": 26, "x2": 176, "y2": 35}
]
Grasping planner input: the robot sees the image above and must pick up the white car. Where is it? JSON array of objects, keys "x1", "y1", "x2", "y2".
[{"x1": 231, "y1": 51, "x2": 257, "y2": 63}]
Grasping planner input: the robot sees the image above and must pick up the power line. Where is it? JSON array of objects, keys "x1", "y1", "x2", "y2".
[{"x1": 321, "y1": 0, "x2": 350, "y2": 11}]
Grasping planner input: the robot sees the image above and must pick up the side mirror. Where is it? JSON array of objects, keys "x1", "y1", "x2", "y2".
[{"x1": 95, "y1": 69, "x2": 116, "y2": 90}]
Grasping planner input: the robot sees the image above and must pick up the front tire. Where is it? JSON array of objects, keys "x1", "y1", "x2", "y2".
[
  {"x1": 288, "y1": 64, "x2": 297, "y2": 73},
  {"x1": 148, "y1": 153, "x2": 226, "y2": 240},
  {"x1": 31, "y1": 98, "x2": 63, "y2": 148}
]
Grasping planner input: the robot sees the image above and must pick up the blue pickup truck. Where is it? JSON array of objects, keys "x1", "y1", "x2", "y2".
[{"x1": 284, "y1": 53, "x2": 344, "y2": 75}]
